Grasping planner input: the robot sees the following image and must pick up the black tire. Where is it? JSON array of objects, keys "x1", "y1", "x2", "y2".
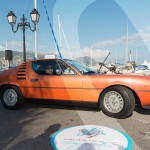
[
  {"x1": 100, "y1": 86, "x2": 135, "y2": 118},
  {"x1": 0, "y1": 85, "x2": 24, "y2": 110}
]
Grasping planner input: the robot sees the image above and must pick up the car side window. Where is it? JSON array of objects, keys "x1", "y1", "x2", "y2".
[
  {"x1": 57, "y1": 61, "x2": 76, "y2": 75},
  {"x1": 32, "y1": 60, "x2": 60, "y2": 75}
]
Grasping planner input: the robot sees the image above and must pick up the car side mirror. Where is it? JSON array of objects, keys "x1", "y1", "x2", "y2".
[
  {"x1": 56, "y1": 69, "x2": 62, "y2": 75},
  {"x1": 81, "y1": 70, "x2": 84, "y2": 74}
]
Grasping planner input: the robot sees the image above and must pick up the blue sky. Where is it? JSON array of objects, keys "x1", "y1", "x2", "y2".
[{"x1": 0, "y1": 0, "x2": 150, "y2": 64}]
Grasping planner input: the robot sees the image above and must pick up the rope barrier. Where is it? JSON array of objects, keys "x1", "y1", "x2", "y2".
[{"x1": 42, "y1": 0, "x2": 62, "y2": 58}]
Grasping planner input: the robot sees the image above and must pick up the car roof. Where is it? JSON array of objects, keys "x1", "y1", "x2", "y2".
[{"x1": 29, "y1": 58, "x2": 73, "y2": 63}]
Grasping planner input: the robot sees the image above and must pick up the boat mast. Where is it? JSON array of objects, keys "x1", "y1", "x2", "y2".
[
  {"x1": 125, "y1": 22, "x2": 128, "y2": 64},
  {"x1": 58, "y1": 14, "x2": 62, "y2": 51},
  {"x1": 34, "y1": 0, "x2": 37, "y2": 59},
  {"x1": 129, "y1": 50, "x2": 132, "y2": 62},
  {"x1": 57, "y1": 14, "x2": 72, "y2": 59},
  {"x1": 90, "y1": 45, "x2": 93, "y2": 67},
  {"x1": 116, "y1": 47, "x2": 118, "y2": 65},
  {"x1": 136, "y1": 48, "x2": 138, "y2": 64}
]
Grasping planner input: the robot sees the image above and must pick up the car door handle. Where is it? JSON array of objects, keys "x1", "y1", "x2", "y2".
[{"x1": 30, "y1": 78, "x2": 38, "y2": 82}]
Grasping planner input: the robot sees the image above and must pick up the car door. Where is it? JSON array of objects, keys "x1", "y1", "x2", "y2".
[{"x1": 26, "y1": 59, "x2": 82, "y2": 101}]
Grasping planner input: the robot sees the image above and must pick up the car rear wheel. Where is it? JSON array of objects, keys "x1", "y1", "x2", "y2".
[
  {"x1": 100, "y1": 86, "x2": 135, "y2": 118},
  {"x1": 0, "y1": 86, "x2": 24, "y2": 110}
]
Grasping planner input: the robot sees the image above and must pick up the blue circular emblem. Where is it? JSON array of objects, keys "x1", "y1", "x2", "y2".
[{"x1": 50, "y1": 125, "x2": 133, "y2": 150}]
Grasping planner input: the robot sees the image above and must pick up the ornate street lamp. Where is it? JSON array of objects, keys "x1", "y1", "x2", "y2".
[{"x1": 7, "y1": 9, "x2": 40, "y2": 62}]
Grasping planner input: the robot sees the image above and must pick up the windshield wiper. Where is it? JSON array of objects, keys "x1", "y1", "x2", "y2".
[{"x1": 83, "y1": 71, "x2": 96, "y2": 74}]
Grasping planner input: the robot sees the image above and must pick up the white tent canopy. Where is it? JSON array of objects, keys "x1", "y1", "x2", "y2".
[{"x1": 142, "y1": 60, "x2": 150, "y2": 69}]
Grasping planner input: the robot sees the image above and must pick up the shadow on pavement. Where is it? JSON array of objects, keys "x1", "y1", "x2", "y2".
[
  {"x1": 25, "y1": 100, "x2": 100, "y2": 112},
  {"x1": 0, "y1": 102, "x2": 84, "y2": 150},
  {"x1": 135, "y1": 106, "x2": 150, "y2": 115},
  {"x1": 10, "y1": 124, "x2": 61, "y2": 150}
]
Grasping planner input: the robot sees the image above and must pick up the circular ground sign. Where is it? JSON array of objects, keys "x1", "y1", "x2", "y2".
[{"x1": 50, "y1": 125, "x2": 133, "y2": 150}]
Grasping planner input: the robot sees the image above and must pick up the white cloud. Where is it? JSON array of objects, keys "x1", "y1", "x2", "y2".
[
  {"x1": 80, "y1": 47, "x2": 109, "y2": 58},
  {"x1": 93, "y1": 33, "x2": 142, "y2": 48},
  {"x1": 7, "y1": 40, "x2": 22, "y2": 51},
  {"x1": 137, "y1": 26, "x2": 150, "y2": 49},
  {"x1": 141, "y1": 26, "x2": 150, "y2": 32},
  {"x1": 61, "y1": 47, "x2": 110, "y2": 61},
  {"x1": 93, "y1": 26, "x2": 150, "y2": 49},
  {"x1": 7, "y1": 39, "x2": 34, "y2": 52},
  {"x1": 38, "y1": 45, "x2": 49, "y2": 49},
  {"x1": 0, "y1": 45, "x2": 5, "y2": 51}
]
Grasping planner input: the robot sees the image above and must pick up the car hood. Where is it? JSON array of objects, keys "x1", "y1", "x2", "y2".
[{"x1": 0, "y1": 70, "x2": 5, "y2": 74}]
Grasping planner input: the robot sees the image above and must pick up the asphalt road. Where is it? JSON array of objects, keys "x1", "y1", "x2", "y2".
[{"x1": 0, "y1": 101, "x2": 150, "y2": 150}]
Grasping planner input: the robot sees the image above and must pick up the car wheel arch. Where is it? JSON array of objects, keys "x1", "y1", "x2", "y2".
[
  {"x1": 98, "y1": 84, "x2": 141, "y2": 107},
  {"x1": 0, "y1": 84, "x2": 23, "y2": 97}
]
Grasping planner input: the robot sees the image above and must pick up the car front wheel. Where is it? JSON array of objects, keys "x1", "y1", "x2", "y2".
[
  {"x1": 100, "y1": 86, "x2": 135, "y2": 118},
  {"x1": 0, "y1": 86, "x2": 24, "y2": 110}
]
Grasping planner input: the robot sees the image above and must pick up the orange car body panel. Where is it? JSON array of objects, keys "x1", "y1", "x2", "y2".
[{"x1": 0, "y1": 60, "x2": 150, "y2": 107}]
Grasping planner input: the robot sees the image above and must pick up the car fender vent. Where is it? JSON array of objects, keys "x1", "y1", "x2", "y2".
[{"x1": 17, "y1": 62, "x2": 28, "y2": 80}]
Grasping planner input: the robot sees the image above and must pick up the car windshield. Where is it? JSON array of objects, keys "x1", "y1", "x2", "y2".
[{"x1": 65, "y1": 59, "x2": 96, "y2": 75}]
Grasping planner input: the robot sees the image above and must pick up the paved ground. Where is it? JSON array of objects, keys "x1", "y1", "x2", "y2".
[{"x1": 0, "y1": 101, "x2": 150, "y2": 150}]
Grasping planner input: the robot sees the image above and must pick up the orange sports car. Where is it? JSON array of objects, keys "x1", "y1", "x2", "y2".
[{"x1": 0, "y1": 59, "x2": 150, "y2": 118}]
